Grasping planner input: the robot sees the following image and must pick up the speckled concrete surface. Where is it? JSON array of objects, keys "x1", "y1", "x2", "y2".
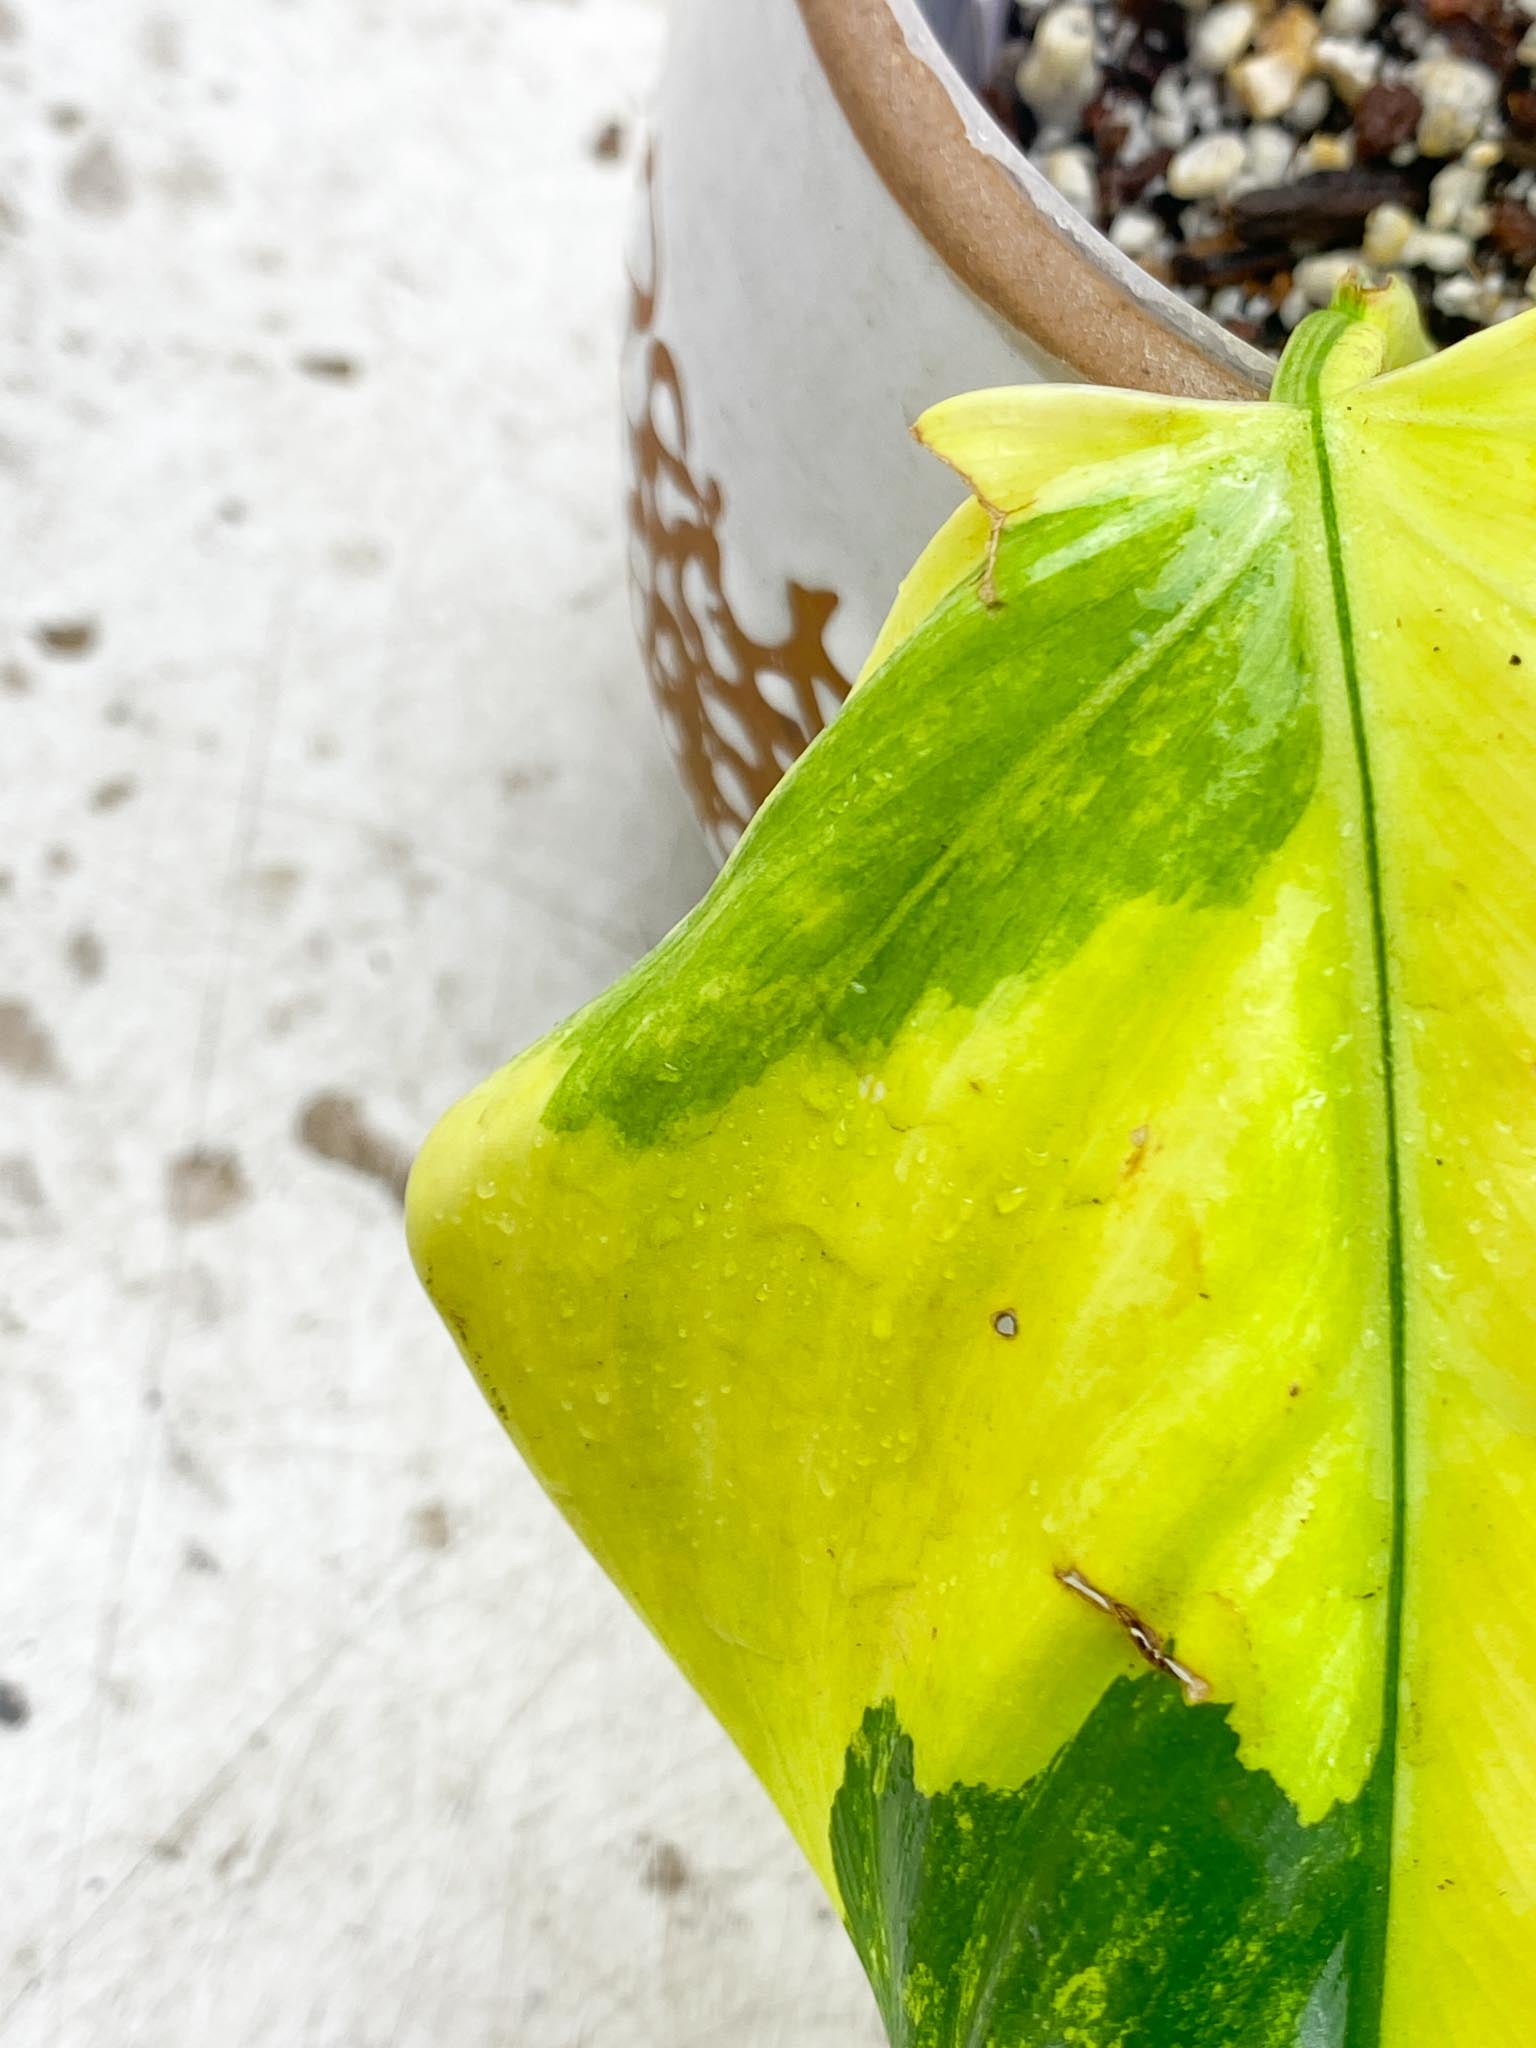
[{"x1": 0, "y1": 5, "x2": 885, "y2": 2043}]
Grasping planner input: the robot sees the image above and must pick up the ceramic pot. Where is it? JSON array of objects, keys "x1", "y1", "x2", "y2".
[{"x1": 624, "y1": 0, "x2": 1271, "y2": 857}]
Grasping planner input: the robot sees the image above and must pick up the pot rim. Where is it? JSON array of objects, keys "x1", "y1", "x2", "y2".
[{"x1": 795, "y1": 0, "x2": 1274, "y2": 400}]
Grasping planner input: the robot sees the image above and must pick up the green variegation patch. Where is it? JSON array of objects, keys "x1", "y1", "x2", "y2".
[
  {"x1": 833, "y1": 1684, "x2": 1378, "y2": 2048},
  {"x1": 547, "y1": 452, "x2": 1313, "y2": 1145}
]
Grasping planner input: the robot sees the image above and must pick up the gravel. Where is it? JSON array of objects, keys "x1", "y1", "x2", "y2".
[{"x1": 980, "y1": 0, "x2": 1536, "y2": 350}]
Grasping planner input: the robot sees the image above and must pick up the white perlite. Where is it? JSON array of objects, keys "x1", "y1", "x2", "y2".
[
  {"x1": 1427, "y1": 159, "x2": 1489, "y2": 234},
  {"x1": 1181, "y1": 199, "x2": 1226, "y2": 239},
  {"x1": 1433, "y1": 274, "x2": 1483, "y2": 316},
  {"x1": 1287, "y1": 76, "x2": 1334, "y2": 133},
  {"x1": 1040, "y1": 144, "x2": 1098, "y2": 215},
  {"x1": 1184, "y1": 73, "x2": 1224, "y2": 132},
  {"x1": 1108, "y1": 206, "x2": 1164, "y2": 258},
  {"x1": 1017, "y1": 5, "x2": 1101, "y2": 126},
  {"x1": 1167, "y1": 130, "x2": 1249, "y2": 196},
  {"x1": 1298, "y1": 130, "x2": 1356, "y2": 172},
  {"x1": 1243, "y1": 122, "x2": 1298, "y2": 185},
  {"x1": 1191, "y1": 1, "x2": 1258, "y2": 73},
  {"x1": 1280, "y1": 283, "x2": 1314, "y2": 327},
  {"x1": 1313, "y1": 35, "x2": 1381, "y2": 104},
  {"x1": 1231, "y1": 50, "x2": 1304, "y2": 118},
  {"x1": 1410, "y1": 54, "x2": 1499, "y2": 159},
  {"x1": 1401, "y1": 225, "x2": 1476, "y2": 271},
  {"x1": 1394, "y1": 11, "x2": 1431, "y2": 51},
  {"x1": 1362, "y1": 201, "x2": 1417, "y2": 264},
  {"x1": 1295, "y1": 249, "x2": 1363, "y2": 302},
  {"x1": 1150, "y1": 68, "x2": 1196, "y2": 147},
  {"x1": 1321, "y1": 0, "x2": 1378, "y2": 32}
]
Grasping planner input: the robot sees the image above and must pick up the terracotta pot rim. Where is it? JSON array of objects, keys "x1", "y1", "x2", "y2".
[{"x1": 795, "y1": 0, "x2": 1273, "y2": 401}]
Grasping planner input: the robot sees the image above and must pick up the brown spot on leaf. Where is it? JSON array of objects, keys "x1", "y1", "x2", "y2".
[
  {"x1": 592, "y1": 119, "x2": 626, "y2": 161},
  {"x1": 2, "y1": 660, "x2": 28, "y2": 695},
  {"x1": 0, "y1": 1000, "x2": 61, "y2": 1083},
  {"x1": 992, "y1": 1309, "x2": 1019, "y2": 1338},
  {"x1": 0, "y1": 1678, "x2": 31, "y2": 1728},
  {"x1": 183, "y1": 1540, "x2": 221, "y2": 1575},
  {"x1": 641, "y1": 1840, "x2": 689, "y2": 1895},
  {"x1": 166, "y1": 1147, "x2": 249, "y2": 1225},
  {"x1": 297, "y1": 1091, "x2": 410, "y2": 1204},
  {"x1": 35, "y1": 618, "x2": 98, "y2": 659},
  {"x1": 64, "y1": 136, "x2": 132, "y2": 217}
]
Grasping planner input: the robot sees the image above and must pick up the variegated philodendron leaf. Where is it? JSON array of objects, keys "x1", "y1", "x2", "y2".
[{"x1": 408, "y1": 281, "x2": 1536, "y2": 2047}]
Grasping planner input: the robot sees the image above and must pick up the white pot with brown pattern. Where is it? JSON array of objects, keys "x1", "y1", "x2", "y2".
[{"x1": 625, "y1": 0, "x2": 1271, "y2": 859}]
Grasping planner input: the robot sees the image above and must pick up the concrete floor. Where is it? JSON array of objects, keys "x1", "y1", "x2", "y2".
[{"x1": 0, "y1": 4, "x2": 885, "y2": 2042}]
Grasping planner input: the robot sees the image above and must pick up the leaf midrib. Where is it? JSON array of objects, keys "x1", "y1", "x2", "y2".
[{"x1": 1304, "y1": 383, "x2": 1408, "y2": 2048}]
